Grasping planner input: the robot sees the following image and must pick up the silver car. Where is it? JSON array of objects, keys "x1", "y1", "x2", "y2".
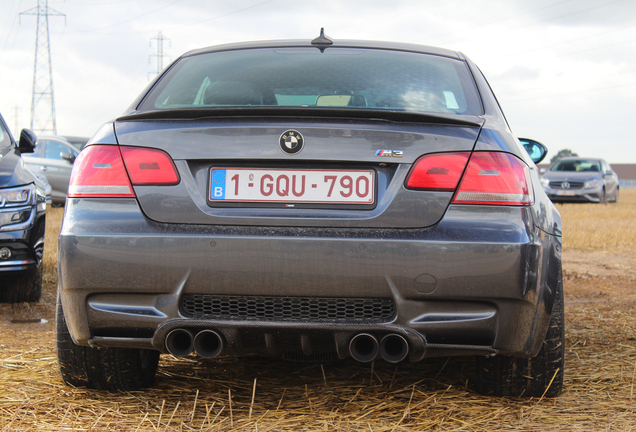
[
  {"x1": 22, "y1": 136, "x2": 79, "y2": 205},
  {"x1": 540, "y1": 157, "x2": 619, "y2": 203},
  {"x1": 56, "y1": 33, "x2": 564, "y2": 396}
]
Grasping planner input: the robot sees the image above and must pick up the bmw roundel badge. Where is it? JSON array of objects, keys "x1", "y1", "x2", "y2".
[{"x1": 279, "y1": 130, "x2": 304, "y2": 155}]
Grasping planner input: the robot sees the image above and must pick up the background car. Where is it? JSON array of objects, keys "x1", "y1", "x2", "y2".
[
  {"x1": 540, "y1": 157, "x2": 619, "y2": 203},
  {"x1": 56, "y1": 34, "x2": 564, "y2": 397},
  {"x1": 0, "y1": 113, "x2": 47, "y2": 303},
  {"x1": 21, "y1": 135, "x2": 80, "y2": 205},
  {"x1": 62, "y1": 136, "x2": 90, "y2": 151}
]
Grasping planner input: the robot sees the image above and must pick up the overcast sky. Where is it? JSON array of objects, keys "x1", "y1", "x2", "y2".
[{"x1": 1, "y1": 0, "x2": 635, "y2": 163}]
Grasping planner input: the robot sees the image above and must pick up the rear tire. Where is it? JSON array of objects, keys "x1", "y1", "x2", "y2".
[
  {"x1": 0, "y1": 267, "x2": 42, "y2": 303},
  {"x1": 56, "y1": 292, "x2": 159, "y2": 390},
  {"x1": 475, "y1": 279, "x2": 564, "y2": 397}
]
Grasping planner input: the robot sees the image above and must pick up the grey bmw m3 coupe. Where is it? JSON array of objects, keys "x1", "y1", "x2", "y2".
[{"x1": 56, "y1": 32, "x2": 564, "y2": 396}]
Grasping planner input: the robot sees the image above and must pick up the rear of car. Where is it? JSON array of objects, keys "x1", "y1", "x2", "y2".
[
  {"x1": 57, "y1": 37, "x2": 564, "y2": 396},
  {"x1": 0, "y1": 114, "x2": 47, "y2": 302}
]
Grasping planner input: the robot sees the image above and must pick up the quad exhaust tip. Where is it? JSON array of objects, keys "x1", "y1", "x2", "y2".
[
  {"x1": 194, "y1": 330, "x2": 224, "y2": 359},
  {"x1": 349, "y1": 333, "x2": 379, "y2": 363},
  {"x1": 165, "y1": 329, "x2": 194, "y2": 357},
  {"x1": 380, "y1": 334, "x2": 409, "y2": 363}
]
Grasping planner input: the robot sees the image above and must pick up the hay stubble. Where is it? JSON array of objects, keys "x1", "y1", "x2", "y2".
[{"x1": 1, "y1": 192, "x2": 635, "y2": 430}]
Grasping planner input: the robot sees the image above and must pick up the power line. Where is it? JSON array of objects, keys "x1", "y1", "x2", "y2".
[
  {"x1": 501, "y1": 21, "x2": 636, "y2": 58},
  {"x1": 412, "y1": 0, "x2": 578, "y2": 45},
  {"x1": 62, "y1": 0, "x2": 182, "y2": 34},
  {"x1": 497, "y1": 66, "x2": 636, "y2": 97},
  {"x1": 58, "y1": 0, "x2": 275, "y2": 36},
  {"x1": 503, "y1": 80, "x2": 636, "y2": 103},
  {"x1": 414, "y1": 0, "x2": 631, "y2": 54},
  {"x1": 0, "y1": 0, "x2": 19, "y2": 53}
]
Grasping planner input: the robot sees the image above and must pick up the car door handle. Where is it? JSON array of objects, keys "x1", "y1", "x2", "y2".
[{"x1": 39, "y1": 166, "x2": 48, "y2": 171}]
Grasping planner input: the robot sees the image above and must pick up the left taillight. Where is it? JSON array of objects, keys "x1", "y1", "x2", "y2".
[
  {"x1": 405, "y1": 152, "x2": 471, "y2": 191},
  {"x1": 68, "y1": 145, "x2": 179, "y2": 198}
]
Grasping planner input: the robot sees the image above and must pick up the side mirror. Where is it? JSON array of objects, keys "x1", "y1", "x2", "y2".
[
  {"x1": 60, "y1": 152, "x2": 75, "y2": 164},
  {"x1": 518, "y1": 138, "x2": 548, "y2": 164},
  {"x1": 18, "y1": 129, "x2": 37, "y2": 154},
  {"x1": 539, "y1": 168, "x2": 547, "y2": 175}
]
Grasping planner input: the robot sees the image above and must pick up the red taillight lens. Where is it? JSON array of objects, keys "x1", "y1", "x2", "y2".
[
  {"x1": 121, "y1": 146, "x2": 180, "y2": 185},
  {"x1": 405, "y1": 152, "x2": 470, "y2": 191},
  {"x1": 453, "y1": 152, "x2": 532, "y2": 206},
  {"x1": 68, "y1": 145, "x2": 134, "y2": 198},
  {"x1": 67, "y1": 145, "x2": 180, "y2": 198}
]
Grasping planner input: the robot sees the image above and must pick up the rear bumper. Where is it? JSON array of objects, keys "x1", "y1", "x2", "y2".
[{"x1": 58, "y1": 198, "x2": 562, "y2": 359}]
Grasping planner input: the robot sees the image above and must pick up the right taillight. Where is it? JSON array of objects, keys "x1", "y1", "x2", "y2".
[
  {"x1": 453, "y1": 152, "x2": 532, "y2": 206},
  {"x1": 68, "y1": 145, "x2": 135, "y2": 198},
  {"x1": 68, "y1": 145, "x2": 180, "y2": 198}
]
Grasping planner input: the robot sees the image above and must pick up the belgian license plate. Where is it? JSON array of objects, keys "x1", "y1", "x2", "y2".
[
  {"x1": 210, "y1": 168, "x2": 375, "y2": 204},
  {"x1": 556, "y1": 190, "x2": 577, "y2": 196}
]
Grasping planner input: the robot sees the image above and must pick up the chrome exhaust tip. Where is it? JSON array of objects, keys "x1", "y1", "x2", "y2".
[
  {"x1": 165, "y1": 329, "x2": 194, "y2": 357},
  {"x1": 194, "y1": 330, "x2": 224, "y2": 359},
  {"x1": 380, "y1": 334, "x2": 409, "y2": 363},
  {"x1": 349, "y1": 333, "x2": 379, "y2": 363}
]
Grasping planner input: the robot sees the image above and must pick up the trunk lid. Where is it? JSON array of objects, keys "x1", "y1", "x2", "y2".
[{"x1": 114, "y1": 116, "x2": 481, "y2": 229}]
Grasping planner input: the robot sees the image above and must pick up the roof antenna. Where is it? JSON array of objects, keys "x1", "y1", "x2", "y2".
[{"x1": 311, "y1": 28, "x2": 333, "y2": 51}]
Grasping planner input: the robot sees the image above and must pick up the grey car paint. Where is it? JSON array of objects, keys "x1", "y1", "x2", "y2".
[
  {"x1": 58, "y1": 40, "x2": 562, "y2": 368},
  {"x1": 114, "y1": 120, "x2": 480, "y2": 228},
  {"x1": 60, "y1": 197, "x2": 559, "y2": 358}
]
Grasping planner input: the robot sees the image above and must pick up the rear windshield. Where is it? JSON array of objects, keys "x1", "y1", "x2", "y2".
[
  {"x1": 139, "y1": 47, "x2": 482, "y2": 116},
  {"x1": 551, "y1": 160, "x2": 601, "y2": 172}
]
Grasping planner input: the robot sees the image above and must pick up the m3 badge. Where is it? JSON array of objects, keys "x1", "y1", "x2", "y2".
[{"x1": 375, "y1": 150, "x2": 403, "y2": 158}]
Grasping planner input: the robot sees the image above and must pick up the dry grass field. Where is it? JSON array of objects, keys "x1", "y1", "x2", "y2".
[{"x1": 1, "y1": 191, "x2": 635, "y2": 431}]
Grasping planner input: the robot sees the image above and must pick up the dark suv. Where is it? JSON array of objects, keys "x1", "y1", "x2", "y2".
[{"x1": 0, "y1": 113, "x2": 47, "y2": 302}]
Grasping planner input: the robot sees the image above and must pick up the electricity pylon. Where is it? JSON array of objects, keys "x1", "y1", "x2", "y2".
[
  {"x1": 149, "y1": 31, "x2": 170, "y2": 79},
  {"x1": 20, "y1": 0, "x2": 65, "y2": 135}
]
